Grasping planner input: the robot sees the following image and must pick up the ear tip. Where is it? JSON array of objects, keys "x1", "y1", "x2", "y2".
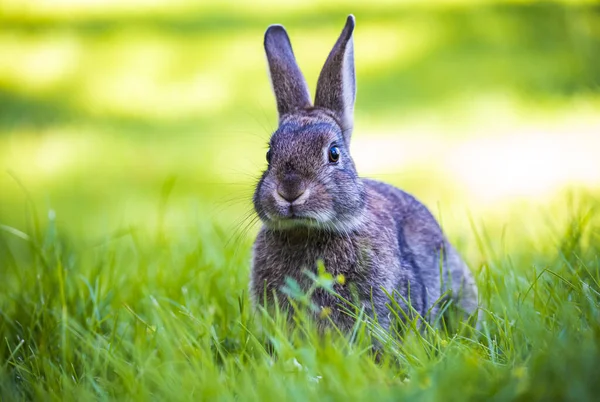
[
  {"x1": 266, "y1": 24, "x2": 286, "y2": 34},
  {"x1": 265, "y1": 24, "x2": 287, "y2": 39},
  {"x1": 344, "y1": 14, "x2": 355, "y2": 37},
  {"x1": 264, "y1": 24, "x2": 290, "y2": 48},
  {"x1": 346, "y1": 14, "x2": 356, "y2": 29}
]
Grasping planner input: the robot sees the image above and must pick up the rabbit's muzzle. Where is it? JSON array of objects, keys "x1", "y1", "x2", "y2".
[{"x1": 276, "y1": 173, "x2": 307, "y2": 203}]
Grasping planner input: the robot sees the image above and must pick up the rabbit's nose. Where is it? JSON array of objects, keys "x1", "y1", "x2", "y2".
[{"x1": 277, "y1": 175, "x2": 306, "y2": 203}]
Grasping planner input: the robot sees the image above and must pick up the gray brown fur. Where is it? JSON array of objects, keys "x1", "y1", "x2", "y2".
[{"x1": 250, "y1": 15, "x2": 479, "y2": 331}]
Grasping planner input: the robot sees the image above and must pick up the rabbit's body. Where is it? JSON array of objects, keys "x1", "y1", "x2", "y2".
[{"x1": 250, "y1": 16, "x2": 479, "y2": 330}]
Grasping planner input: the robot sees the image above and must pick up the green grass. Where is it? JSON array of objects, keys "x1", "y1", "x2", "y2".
[{"x1": 1, "y1": 192, "x2": 599, "y2": 401}]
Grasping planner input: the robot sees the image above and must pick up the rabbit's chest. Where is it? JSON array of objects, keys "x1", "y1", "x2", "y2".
[
  {"x1": 267, "y1": 234, "x2": 362, "y2": 276},
  {"x1": 252, "y1": 229, "x2": 397, "y2": 295},
  {"x1": 251, "y1": 228, "x2": 404, "y2": 330}
]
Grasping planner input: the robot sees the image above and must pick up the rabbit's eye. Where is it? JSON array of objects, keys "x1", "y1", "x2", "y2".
[
  {"x1": 266, "y1": 149, "x2": 272, "y2": 164},
  {"x1": 328, "y1": 146, "x2": 340, "y2": 163}
]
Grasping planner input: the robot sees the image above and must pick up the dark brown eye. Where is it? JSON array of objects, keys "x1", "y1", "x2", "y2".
[
  {"x1": 266, "y1": 149, "x2": 272, "y2": 164},
  {"x1": 328, "y1": 145, "x2": 340, "y2": 163}
]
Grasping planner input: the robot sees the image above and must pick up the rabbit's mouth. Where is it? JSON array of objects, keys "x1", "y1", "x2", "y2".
[
  {"x1": 267, "y1": 205, "x2": 336, "y2": 229},
  {"x1": 256, "y1": 182, "x2": 341, "y2": 229},
  {"x1": 269, "y1": 215, "x2": 323, "y2": 230},
  {"x1": 267, "y1": 188, "x2": 322, "y2": 223},
  {"x1": 276, "y1": 209, "x2": 319, "y2": 223}
]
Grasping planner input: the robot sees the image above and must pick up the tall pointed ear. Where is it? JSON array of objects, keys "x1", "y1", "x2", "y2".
[
  {"x1": 264, "y1": 25, "x2": 312, "y2": 120},
  {"x1": 314, "y1": 15, "x2": 356, "y2": 143}
]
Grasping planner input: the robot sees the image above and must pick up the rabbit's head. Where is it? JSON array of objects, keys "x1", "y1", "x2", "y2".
[{"x1": 254, "y1": 16, "x2": 366, "y2": 231}]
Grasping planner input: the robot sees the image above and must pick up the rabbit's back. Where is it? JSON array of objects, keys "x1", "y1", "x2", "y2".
[{"x1": 365, "y1": 179, "x2": 479, "y2": 322}]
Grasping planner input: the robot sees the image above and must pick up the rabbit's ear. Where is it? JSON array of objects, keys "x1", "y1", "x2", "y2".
[
  {"x1": 314, "y1": 15, "x2": 356, "y2": 144},
  {"x1": 264, "y1": 25, "x2": 312, "y2": 119}
]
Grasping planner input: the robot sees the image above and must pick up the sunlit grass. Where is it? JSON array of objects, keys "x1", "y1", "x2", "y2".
[{"x1": 1, "y1": 192, "x2": 599, "y2": 400}]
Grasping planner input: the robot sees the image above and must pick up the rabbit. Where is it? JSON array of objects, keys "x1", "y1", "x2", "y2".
[{"x1": 249, "y1": 15, "x2": 479, "y2": 332}]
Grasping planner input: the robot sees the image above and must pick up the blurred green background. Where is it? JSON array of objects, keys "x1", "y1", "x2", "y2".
[
  {"x1": 1, "y1": 2, "x2": 600, "y2": 400},
  {"x1": 1, "y1": 0, "x2": 599, "y2": 240}
]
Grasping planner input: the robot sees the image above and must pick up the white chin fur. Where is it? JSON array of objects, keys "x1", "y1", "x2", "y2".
[{"x1": 264, "y1": 210, "x2": 365, "y2": 233}]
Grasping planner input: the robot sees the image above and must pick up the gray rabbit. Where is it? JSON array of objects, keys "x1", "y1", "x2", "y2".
[{"x1": 250, "y1": 15, "x2": 479, "y2": 331}]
